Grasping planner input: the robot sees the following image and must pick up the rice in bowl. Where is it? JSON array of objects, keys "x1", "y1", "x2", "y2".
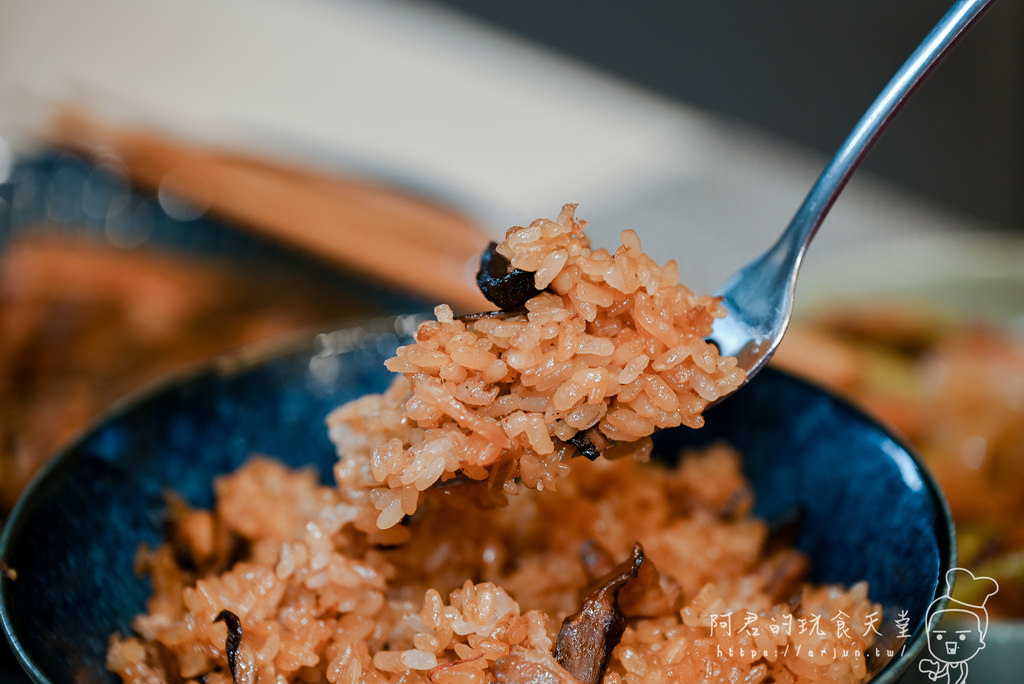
[
  {"x1": 108, "y1": 447, "x2": 882, "y2": 683},
  {"x1": 106, "y1": 207, "x2": 885, "y2": 683}
]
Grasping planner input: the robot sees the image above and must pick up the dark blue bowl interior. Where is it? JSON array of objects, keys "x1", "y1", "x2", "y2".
[{"x1": 1, "y1": 320, "x2": 953, "y2": 683}]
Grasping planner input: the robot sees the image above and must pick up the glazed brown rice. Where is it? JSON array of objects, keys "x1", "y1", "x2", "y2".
[{"x1": 108, "y1": 207, "x2": 879, "y2": 683}]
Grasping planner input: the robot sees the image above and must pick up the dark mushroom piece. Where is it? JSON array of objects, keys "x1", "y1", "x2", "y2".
[
  {"x1": 213, "y1": 609, "x2": 243, "y2": 684},
  {"x1": 566, "y1": 428, "x2": 611, "y2": 462},
  {"x1": 476, "y1": 241, "x2": 544, "y2": 311},
  {"x1": 555, "y1": 543, "x2": 645, "y2": 684},
  {"x1": 578, "y1": 539, "x2": 682, "y2": 620}
]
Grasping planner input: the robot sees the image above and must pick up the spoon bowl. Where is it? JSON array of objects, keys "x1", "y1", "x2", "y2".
[{"x1": 1, "y1": 317, "x2": 953, "y2": 683}]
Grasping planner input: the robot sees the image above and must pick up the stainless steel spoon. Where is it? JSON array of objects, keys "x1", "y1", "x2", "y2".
[{"x1": 709, "y1": 0, "x2": 997, "y2": 381}]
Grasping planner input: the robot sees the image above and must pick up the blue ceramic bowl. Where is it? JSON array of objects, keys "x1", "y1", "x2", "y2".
[{"x1": 0, "y1": 317, "x2": 953, "y2": 683}]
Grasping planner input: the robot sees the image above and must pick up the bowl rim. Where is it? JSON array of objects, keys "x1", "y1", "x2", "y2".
[{"x1": 1, "y1": 317, "x2": 956, "y2": 683}]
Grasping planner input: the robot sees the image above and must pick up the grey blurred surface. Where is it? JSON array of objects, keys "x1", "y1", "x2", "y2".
[{"x1": 427, "y1": 0, "x2": 1024, "y2": 230}]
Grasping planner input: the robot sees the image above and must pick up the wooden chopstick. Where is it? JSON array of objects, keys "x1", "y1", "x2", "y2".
[{"x1": 48, "y1": 111, "x2": 494, "y2": 311}]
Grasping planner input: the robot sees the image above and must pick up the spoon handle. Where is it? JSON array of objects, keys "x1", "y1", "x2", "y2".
[{"x1": 778, "y1": 0, "x2": 998, "y2": 265}]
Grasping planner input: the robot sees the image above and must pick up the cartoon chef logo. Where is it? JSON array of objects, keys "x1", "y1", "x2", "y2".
[{"x1": 918, "y1": 567, "x2": 999, "y2": 683}]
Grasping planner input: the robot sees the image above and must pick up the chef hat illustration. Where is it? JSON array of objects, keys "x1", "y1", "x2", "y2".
[{"x1": 927, "y1": 567, "x2": 999, "y2": 638}]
